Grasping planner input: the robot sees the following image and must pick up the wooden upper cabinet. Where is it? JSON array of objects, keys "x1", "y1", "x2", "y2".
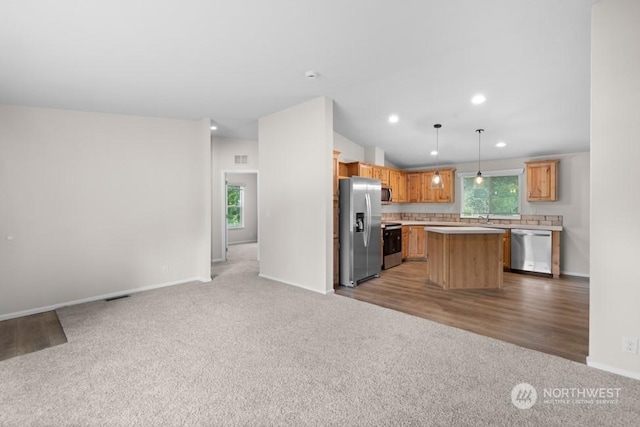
[
  {"x1": 433, "y1": 169, "x2": 455, "y2": 203},
  {"x1": 358, "y1": 163, "x2": 373, "y2": 179},
  {"x1": 407, "y1": 173, "x2": 422, "y2": 203},
  {"x1": 340, "y1": 162, "x2": 452, "y2": 204},
  {"x1": 345, "y1": 162, "x2": 373, "y2": 179},
  {"x1": 419, "y1": 169, "x2": 456, "y2": 203},
  {"x1": 526, "y1": 159, "x2": 559, "y2": 202},
  {"x1": 372, "y1": 167, "x2": 390, "y2": 186},
  {"x1": 388, "y1": 170, "x2": 407, "y2": 203}
]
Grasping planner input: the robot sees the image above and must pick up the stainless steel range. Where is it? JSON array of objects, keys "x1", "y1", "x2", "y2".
[{"x1": 382, "y1": 222, "x2": 402, "y2": 269}]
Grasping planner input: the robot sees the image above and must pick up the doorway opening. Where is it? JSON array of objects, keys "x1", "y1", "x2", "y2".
[{"x1": 223, "y1": 171, "x2": 258, "y2": 263}]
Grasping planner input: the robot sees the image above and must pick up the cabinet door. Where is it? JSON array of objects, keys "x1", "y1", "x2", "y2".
[
  {"x1": 407, "y1": 173, "x2": 422, "y2": 203},
  {"x1": 359, "y1": 164, "x2": 373, "y2": 178},
  {"x1": 420, "y1": 171, "x2": 435, "y2": 202},
  {"x1": 433, "y1": 169, "x2": 454, "y2": 203},
  {"x1": 397, "y1": 172, "x2": 407, "y2": 203},
  {"x1": 407, "y1": 226, "x2": 426, "y2": 259},
  {"x1": 526, "y1": 160, "x2": 558, "y2": 201},
  {"x1": 377, "y1": 168, "x2": 390, "y2": 185},
  {"x1": 402, "y1": 226, "x2": 409, "y2": 259},
  {"x1": 503, "y1": 229, "x2": 511, "y2": 270}
]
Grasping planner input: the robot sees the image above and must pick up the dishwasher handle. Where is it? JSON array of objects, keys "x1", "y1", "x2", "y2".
[{"x1": 511, "y1": 229, "x2": 551, "y2": 237}]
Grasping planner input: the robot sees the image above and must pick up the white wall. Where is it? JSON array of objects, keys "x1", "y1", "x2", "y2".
[
  {"x1": 227, "y1": 172, "x2": 258, "y2": 244},
  {"x1": 384, "y1": 152, "x2": 590, "y2": 276},
  {"x1": 210, "y1": 136, "x2": 259, "y2": 260},
  {"x1": 0, "y1": 105, "x2": 211, "y2": 319},
  {"x1": 259, "y1": 97, "x2": 333, "y2": 294},
  {"x1": 589, "y1": 0, "x2": 640, "y2": 378},
  {"x1": 333, "y1": 132, "x2": 364, "y2": 163}
]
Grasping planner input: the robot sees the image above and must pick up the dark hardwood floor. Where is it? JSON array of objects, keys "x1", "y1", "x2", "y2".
[
  {"x1": 336, "y1": 261, "x2": 589, "y2": 363},
  {"x1": 0, "y1": 311, "x2": 67, "y2": 362}
]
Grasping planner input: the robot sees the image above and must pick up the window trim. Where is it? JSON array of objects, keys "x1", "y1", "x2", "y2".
[{"x1": 457, "y1": 168, "x2": 524, "y2": 220}]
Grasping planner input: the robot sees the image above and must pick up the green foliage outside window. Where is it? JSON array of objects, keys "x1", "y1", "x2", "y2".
[
  {"x1": 227, "y1": 185, "x2": 243, "y2": 228},
  {"x1": 461, "y1": 175, "x2": 519, "y2": 218}
]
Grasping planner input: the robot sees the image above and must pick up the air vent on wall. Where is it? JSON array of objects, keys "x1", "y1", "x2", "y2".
[{"x1": 234, "y1": 155, "x2": 248, "y2": 164}]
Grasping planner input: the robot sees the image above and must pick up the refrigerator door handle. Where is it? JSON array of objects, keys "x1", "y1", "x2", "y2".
[{"x1": 364, "y1": 192, "x2": 371, "y2": 247}]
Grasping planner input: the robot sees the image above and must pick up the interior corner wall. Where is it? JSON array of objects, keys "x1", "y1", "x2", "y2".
[
  {"x1": 0, "y1": 105, "x2": 212, "y2": 319},
  {"x1": 589, "y1": 0, "x2": 640, "y2": 378},
  {"x1": 258, "y1": 97, "x2": 333, "y2": 294}
]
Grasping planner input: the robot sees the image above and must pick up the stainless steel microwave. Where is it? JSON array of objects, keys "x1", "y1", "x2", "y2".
[{"x1": 381, "y1": 186, "x2": 392, "y2": 204}]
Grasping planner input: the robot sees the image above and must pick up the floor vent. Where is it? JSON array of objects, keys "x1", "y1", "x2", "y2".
[{"x1": 105, "y1": 295, "x2": 130, "y2": 302}]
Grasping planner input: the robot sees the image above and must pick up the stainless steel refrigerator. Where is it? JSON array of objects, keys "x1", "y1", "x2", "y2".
[{"x1": 339, "y1": 177, "x2": 381, "y2": 287}]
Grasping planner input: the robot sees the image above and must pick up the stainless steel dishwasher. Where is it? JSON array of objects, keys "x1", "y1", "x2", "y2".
[{"x1": 510, "y1": 229, "x2": 552, "y2": 275}]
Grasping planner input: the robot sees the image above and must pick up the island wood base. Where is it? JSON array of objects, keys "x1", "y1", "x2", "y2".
[{"x1": 427, "y1": 227, "x2": 504, "y2": 290}]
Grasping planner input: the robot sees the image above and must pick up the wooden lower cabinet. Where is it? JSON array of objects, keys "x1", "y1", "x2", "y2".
[
  {"x1": 402, "y1": 227, "x2": 409, "y2": 259},
  {"x1": 333, "y1": 237, "x2": 339, "y2": 287},
  {"x1": 405, "y1": 225, "x2": 427, "y2": 260},
  {"x1": 503, "y1": 229, "x2": 511, "y2": 270}
]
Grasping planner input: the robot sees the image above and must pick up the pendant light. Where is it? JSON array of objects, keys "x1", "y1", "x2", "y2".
[
  {"x1": 474, "y1": 128, "x2": 484, "y2": 186},
  {"x1": 430, "y1": 124, "x2": 444, "y2": 189}
]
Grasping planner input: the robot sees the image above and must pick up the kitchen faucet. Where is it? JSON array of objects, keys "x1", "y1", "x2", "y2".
[{"x1": 478, "y1": 215, "x2": 489, "y2": 224}]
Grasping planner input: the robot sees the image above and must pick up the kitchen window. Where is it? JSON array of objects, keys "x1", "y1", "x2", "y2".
[
  {"x1": 459, "y1": 169, "x2": 523, "y2": 219},
  {"x1": 227, "y1": 185, "x2": 244, "y2": 228}
]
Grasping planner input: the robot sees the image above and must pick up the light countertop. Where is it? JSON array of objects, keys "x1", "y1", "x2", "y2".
[
  {"x1": 425, "y1": 226, "x2": 505, "y2": 234},
  {"x1": 394, "y1": 220, "x2": 562, "y2": 232}
]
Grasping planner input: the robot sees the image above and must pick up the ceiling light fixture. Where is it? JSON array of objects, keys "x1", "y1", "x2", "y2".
[
  {"x1": 430, "y1": 124, "x2": 444, "y2": 189},
  {"x1": 496, "y1": 141, "x2": 506, "y2": 148},
  {"x1": 305, "y1": 70, "x2": 318, "y2": 79},
  {"x1": 388, "y1": 114, "x2": 399, "y2": 124},
  {"x1": 471, "y1": 94, "x2": 486, "y2": 105},
  {"x1": 210, "y1": 125, "x2": 217, "y2": 131},
  {"x1": 475, "y1": 129, "x2": 485, "y2": 186},
  {"x1": 430, "y1": 150, "x2": 438, "y2": 156}
]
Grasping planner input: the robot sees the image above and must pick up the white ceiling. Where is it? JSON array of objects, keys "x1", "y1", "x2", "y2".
[{"x1": 0, "y1": 0, "x2": 596, "y2": 168}]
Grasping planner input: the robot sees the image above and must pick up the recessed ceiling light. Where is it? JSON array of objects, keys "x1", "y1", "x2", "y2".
[
  {"x1": 496, "y1": 141, "x2": 506, "y2": 148},
  {"x1": 210, "y1": 125, "x2": 217, "y2": 131},
  {"x1": 305, "y1": 70, "x2": 318, "y2": 79},
  {"x1": 430, "y1": 150, "x2": 438, "y2": 156},
  {"x1": 471, "y1": 94, "x2": 486, "y2": 105},
  {"x1": 388, "y1": 114, "x2": 399, "y2": 124}
]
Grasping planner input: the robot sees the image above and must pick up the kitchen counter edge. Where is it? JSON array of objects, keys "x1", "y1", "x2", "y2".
[{"x1": 389, "y1": 220, "x2": 563, "y2": 231}]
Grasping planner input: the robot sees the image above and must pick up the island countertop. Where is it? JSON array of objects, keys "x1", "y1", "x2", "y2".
[{"x1": 425, "y1": 226, "x2": 505, "y2": 234}]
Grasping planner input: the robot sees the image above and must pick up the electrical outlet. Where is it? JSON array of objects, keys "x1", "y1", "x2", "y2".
[
  {"x1": 162, "y1": 265, "x2": 169, "y2": 274},
  {"x1": 622, "y1": 336, "x2": 638, "y2": 354}
]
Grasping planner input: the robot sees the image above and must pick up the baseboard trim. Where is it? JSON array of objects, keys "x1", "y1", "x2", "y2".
[
  {"x1": 258, "y1": 273, "x2": 334, "y2": 295},
  {"x1": 560, "y1": 271, "x2": 590, "y2": 279},
  {"x1": 0, "y1": 277, "x2": 203, "y2": 321},
  {"x1": 586, "y1": 357, "x2": 640, "y2": 380}
]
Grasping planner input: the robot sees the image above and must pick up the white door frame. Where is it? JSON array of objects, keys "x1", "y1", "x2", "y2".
[{"x1": 221, "y1": 169, "x2": 259, "y2": 261}]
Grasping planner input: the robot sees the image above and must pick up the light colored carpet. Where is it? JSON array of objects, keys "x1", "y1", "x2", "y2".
[{"x1": 1, "y1": 243, "x2": 639, "y2": 426}]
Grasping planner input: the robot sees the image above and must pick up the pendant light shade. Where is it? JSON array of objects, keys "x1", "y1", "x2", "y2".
[
  {"x1": 430, "y1": 124, "x2": 444, "y2": 189},
  {"x1": 474, "y1": 128, "x2": 484, "y2": 186}
]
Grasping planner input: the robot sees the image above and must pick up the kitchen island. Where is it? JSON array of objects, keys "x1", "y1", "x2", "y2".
[{"x1": 426, "y1": 226, "x2": 505, "y2": 290}]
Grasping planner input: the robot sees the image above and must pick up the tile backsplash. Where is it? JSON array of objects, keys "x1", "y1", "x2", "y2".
[{"x1": 382, "y1": 213, "x2": 563, "y2": 227}]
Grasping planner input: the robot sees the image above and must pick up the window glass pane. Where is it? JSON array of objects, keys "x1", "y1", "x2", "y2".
[
  {"x1": 461, "y1": 174, "x2": 520, "y2": 218},
  {"x1": 227, "y1": 207, "x2": 241, "y2": 227},
  {"x1": 227, "y1": 185, "x2": 243, "y2": 228}
]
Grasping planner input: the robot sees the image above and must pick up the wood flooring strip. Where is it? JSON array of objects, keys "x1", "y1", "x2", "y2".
[
  {"x1": 0, "y1": 311, "x2": 68, "y2": 362},
  {"x1": 337, "y1": 262, "x2": 589, "y2": 363}
]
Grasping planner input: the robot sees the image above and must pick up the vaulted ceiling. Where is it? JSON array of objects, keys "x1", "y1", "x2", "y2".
[{"x1": 0, "y1": 0, "x2": 596, "y2": 168}]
